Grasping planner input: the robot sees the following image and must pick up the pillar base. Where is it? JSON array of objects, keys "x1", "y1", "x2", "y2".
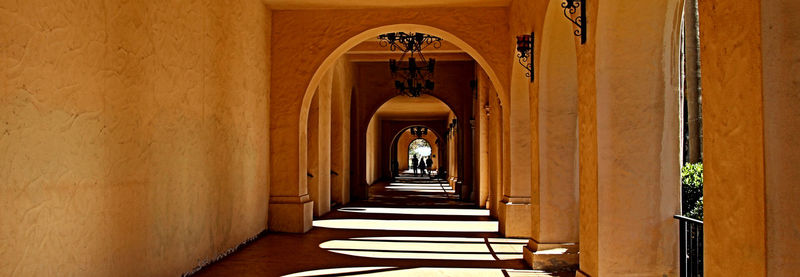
[
  {"x1": 497, "y1": 198, "x2": 531, "y2": 238},
  {"x1": 522, "y1": 240, "x2": 579, "y2": 271},
  {"x1": 268, "y1": 195, "x2": 314, "y2": 233}
]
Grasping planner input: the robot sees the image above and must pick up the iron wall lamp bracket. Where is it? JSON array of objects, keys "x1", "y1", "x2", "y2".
[
  {"x1": 562, "y1": 0, "x2": 587, "y2": 44},
  {"x1": 515, "y1": 32, "x2": 534, "y2": 83}
]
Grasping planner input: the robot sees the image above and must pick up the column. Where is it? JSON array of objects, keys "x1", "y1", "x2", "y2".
[
  {"x1": 524, "y1": 5, "x2": 580, "y2": 269},
  {"x1": 578, "y1": 1, "x2": 681, "y2": 275},
  {"x1": 497, "y1": 61, "x2": 532, "y2": 238},
  {"x1": 699, "y1": 0, "x2": 800, "y2": 275}
]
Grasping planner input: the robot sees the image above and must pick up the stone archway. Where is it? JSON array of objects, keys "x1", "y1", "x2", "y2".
[
  {"x1": 268, "y1": 9, "x2": 513, "y2": 233},
  {"x1": 390, "y1": 125, "x2": 445, "y2": 176}
]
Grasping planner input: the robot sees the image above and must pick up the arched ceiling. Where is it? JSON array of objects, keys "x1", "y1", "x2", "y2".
[
  {"x1": 263, "y1": 0, "x2": 510, "y2": 9},
  {"x1": 374, "y1": 94, "x2": 452, "y2": 121}
]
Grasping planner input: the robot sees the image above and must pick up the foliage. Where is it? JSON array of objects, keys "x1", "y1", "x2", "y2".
[
  {"x1": 686, "y1": 197, "x2": 703, "y2": 221},
  {"x1": 681, "y1": 162, "x2": 703, "y2": 220},
  {"x1": 408, "y1": 139, "x2": 431, "y2": 167}
]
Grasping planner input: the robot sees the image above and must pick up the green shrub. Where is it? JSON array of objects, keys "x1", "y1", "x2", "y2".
[
  {"x1": 681, "y1": 162, "x2": 703, "y2": 220},
  {"x1": 686, "y1": 197, "x2": 703, "y2": 220}
]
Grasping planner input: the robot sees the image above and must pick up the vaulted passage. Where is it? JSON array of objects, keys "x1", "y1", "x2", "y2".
[{"x1": 2, "y1": 0, "x2": 798, "y2": 276}]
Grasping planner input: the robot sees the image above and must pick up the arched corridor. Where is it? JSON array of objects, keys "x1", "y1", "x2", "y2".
[{"x1": 2, "y1": 0, "x2": 798, "y2": 276}]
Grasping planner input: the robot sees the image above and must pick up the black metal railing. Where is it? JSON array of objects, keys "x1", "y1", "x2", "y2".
[{"x1": 674, "y1": 215, "x2": 703, "y2": 276}]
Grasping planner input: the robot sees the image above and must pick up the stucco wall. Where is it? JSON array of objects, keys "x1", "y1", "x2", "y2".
[
  {"x1": 365, "y1": 118, "x2": 381, "y2": 185},
  {"x1": 0, "y1": 1, "x2": 271, "y2": 275},
  {"x1": 761, "y1": 0, "x2": 800, "y2": 274},
  {"x1": 536, "y1": 0, "x2": 579, "y2": 244},
  {"x1": 594, "y1": 1, "x2": 681, "y2": 275},
  {"x1": 330, "y1": 58, "x2": 355, "y2": 206}
]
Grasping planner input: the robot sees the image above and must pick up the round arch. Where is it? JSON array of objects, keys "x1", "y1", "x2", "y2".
[
  {"x1": 299, "y1": 24, "x2": 507, "y2": 128},
  {"x1": 392, "y1": 126, "x2": 442, "y2": 176}
]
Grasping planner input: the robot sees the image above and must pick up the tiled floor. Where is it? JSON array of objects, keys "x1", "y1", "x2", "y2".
[{"x1": 193, "y1": 176, "x2": 572, "y2": 277}]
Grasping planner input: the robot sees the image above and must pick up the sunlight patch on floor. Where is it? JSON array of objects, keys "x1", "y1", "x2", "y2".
[
  {"x1": 283, "y1": 266, "x2": 396, "y2": 277},
  {"x1": 337, "y1": 207, "x2": 488, "y2": 216},
  {"x1": 353, "y1": 236, "x2": 529, "y2": 243},
  {"x1": 312, "y1": 219, "x2": 498, "y2": 232},
  {"x1": 319, "y1": 236, "x2": 525, "y2": 261},
  {"x1": 284, "y1": 267, "x2": 554, "y2": 277}
]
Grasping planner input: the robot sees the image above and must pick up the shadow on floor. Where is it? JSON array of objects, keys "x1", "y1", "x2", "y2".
[{"x1": 192, "y1": 179, "x2": 575, "y2": 277}]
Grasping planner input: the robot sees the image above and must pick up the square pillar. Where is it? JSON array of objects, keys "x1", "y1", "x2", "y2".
[{"x1": 268, "y1": 195, "x2": 313, "y2": 233}]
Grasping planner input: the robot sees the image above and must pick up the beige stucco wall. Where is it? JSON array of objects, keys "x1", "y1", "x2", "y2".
[
  {"x1": 700, "y1": 1, "x2": 767, "y2": 276},
  {"x1": 330, "y1": 58, "x2": 354, "y2": 206},
  {"x1": 535, "y1": 0, "x2": 579, "y2": 244},
  {"x1": 487, "y1": 86, "x2": 503, "y2": 217},
  {"x1": 575, "y1": 1, "x2": 600, "y2": 275},
  {"x1": 307, "y1": 71, "x2": 332, "y2": 217},
  {"x1": 761, "y1": 0, "x2": 800, "y2": 274},
  {"x1": 365, "y1": 118, "x2": 381, "y2": 184},
  {"x1": 0, "y1": 1, "x2": 271, "y2": 276},
  {"x1": 475, "y1": 67, "x2": 491, "y2": 207},
  {"x1": 593, "y1": 0, "x2": 681, "y2": 275}
]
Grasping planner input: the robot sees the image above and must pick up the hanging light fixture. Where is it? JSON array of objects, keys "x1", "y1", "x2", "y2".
[
  {"x1": 378, "y1": 32, "x2": 442, "y2": 97},
  {"x1": 410, "y1": 126, "x2": 428, "y2": 138},
  {"x1": 515, "y1": 32, "x2": 534, "y2": 83}
]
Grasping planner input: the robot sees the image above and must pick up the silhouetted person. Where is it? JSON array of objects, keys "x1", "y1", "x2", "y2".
[
  {"x1": 426, "y1": 156, "x2": 434, "y2": 176},
  {"x1": 411, "y1": 155, "x2": 419, "y2": 176},
  {"x1": 419, "y1": 158, "x2": 427, "y2": 175},
  {"x1": 391, "y1": 159, "x2": 399, "y2": 177}
]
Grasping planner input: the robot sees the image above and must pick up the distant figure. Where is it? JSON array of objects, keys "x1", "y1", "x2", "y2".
[
  {"x1": 426, "y1": 156, "x2": 434, "y2": 176},
  {"x1": 411, "y1": 155, "x2": 419, "y2": 176},
  {"x1": 419, "y1": 157, "x2": 427, "y2": 175}
]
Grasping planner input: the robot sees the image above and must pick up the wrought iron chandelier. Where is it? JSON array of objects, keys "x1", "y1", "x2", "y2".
[
  {"x1": 378, "y1": 32, "x2": 442, "y2": 97},
  {"x1": 410, "y1": 126, "x2": 428, "y2": 138}
]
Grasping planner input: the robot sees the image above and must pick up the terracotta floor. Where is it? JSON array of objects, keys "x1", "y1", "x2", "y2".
[{"x1": 194, "y1": 175, "x2": 572, "y2": 277}]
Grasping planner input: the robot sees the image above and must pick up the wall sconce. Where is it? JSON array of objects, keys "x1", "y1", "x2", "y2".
[
  {"x1": 515, "y1": 32, "x2": 534, "y2": 83},
  {"x1": 562, "y1": 0, "x2": 586, "y2": 44}
]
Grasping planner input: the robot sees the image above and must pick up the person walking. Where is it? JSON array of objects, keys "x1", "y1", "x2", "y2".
[
  {"x1": 426, "y1": 156, "x2": 434, "y2": 177},
  {"x1": 419, "y1": 157, "x2": 427, "y2": 176},
  {"x1": 411, "y1": 155, "x2": 419, "y2": 176}
]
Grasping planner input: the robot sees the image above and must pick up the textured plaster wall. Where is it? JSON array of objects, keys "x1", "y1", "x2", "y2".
[
  {"x1": 761, "y1": 0, "x2": 800, "y2": 274},
  {"x1": 699, "y1": 1, "x2": 768, "y2": 275},
  {"x1": 0, "y1": 1, "x2": 271, "y2": 276},
  {"x1": 475, "y1": 68, "x2": 490, "y2": 207},
  {"x1": 330, "y1": 58, "x2": 354, "y2": 206},
  {"x1": 535, "y1": 0, "x2": 579, "y2": 244},
  {"x1": 307, "y1": 71, "x2": 332, "y2": 217},
  {"x1": 488, "y1": 87, "x2": 504, "y2": 217},
  {"x1": 594, "y1": 1, "x2": 681, "y2": 275},
  {"x1": 365, "y1": 118, "x2": 381, "y2": 184},
  {"x1": 575, "y1": 1, "x2": 599, "y2": 275}
]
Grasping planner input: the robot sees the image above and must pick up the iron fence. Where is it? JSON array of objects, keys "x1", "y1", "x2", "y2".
[{"x1": 674, "y1": 215, "x2": 703, "y2": 276}]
